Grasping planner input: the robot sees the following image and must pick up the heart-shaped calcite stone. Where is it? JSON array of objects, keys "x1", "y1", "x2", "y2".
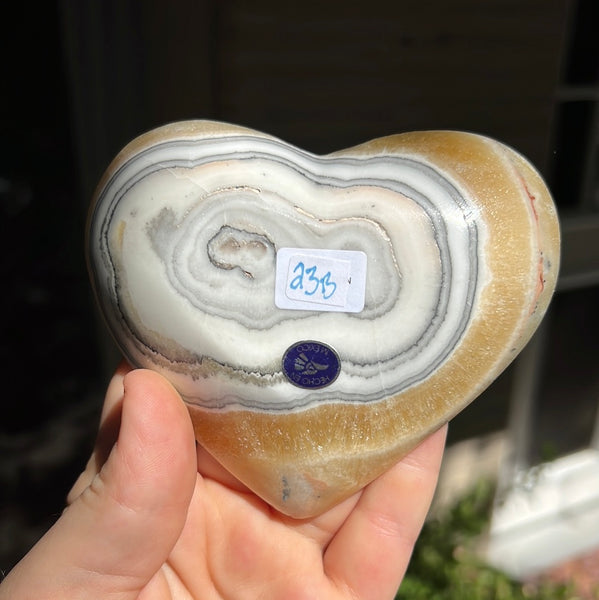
[{"x1": 87, "y1": 120, "x2": 560, "y2": 518}]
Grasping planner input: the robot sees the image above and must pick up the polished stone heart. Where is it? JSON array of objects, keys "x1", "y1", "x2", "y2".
[{"x1": 87, "y1": 120, "x2": 560, "y2": 518}]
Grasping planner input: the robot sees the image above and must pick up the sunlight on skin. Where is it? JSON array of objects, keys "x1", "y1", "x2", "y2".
[{"x1": 0, "y1": 364, "x2": 446, "y2": 600}]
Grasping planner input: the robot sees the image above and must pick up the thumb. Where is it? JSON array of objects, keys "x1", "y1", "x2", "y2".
[{"x1": 0, "y1": 369, "x2": 197, "y2": 600}]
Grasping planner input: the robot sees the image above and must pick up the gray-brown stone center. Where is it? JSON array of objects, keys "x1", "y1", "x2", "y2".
[{"x1": 207, "y1": 226, "x2": 275, "y2": 279}]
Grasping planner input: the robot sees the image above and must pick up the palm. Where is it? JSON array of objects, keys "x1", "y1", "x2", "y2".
[
  {"x1": 0, "y1": 366, "x2": 444, "y2": 600},
  {"x1": 157, "y1": 473, "x2": 337, "y2": 598},
  {"x1": 156, "y1": 454, "x2": 348, "y2": 599},
  {"x1": 143, "y1": 430, "x2": 444, "y2": 600},
  {"x1": 60, "y1": 365, "x2": 446, "y2": 600}
]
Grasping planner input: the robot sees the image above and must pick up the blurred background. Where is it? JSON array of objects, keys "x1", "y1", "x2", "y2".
[{"x1": 2, "y1": 0, "x2": 598, "y2": 588}]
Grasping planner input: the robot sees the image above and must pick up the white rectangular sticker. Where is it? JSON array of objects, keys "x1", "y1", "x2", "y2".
[{"x1": 275, "y1": 248, "x2": 367, "y2": 313}]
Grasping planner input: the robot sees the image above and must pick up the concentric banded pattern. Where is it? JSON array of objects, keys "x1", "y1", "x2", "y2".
[
  {"x1": 88, "y1": 121, "x2": 559, "y2": 517},
  {"x1": 89, "y1": 133, "x2": 481, "y2": 411}
]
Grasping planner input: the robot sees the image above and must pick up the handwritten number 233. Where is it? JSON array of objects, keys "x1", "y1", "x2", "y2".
[{"x1": 290, "y1": 262, "x2": 337, "y2": 300}]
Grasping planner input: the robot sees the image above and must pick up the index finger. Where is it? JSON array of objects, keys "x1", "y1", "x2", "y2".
[
  {"x1": 324, "y1": 425, "x2": 447, "y2": 600},
  {"x1": 67, "y1": 361, "x2": 133, "y2": 503}
]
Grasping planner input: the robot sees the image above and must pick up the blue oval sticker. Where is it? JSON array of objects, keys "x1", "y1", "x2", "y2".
[{"x1": 282, "y1": 340, "x2": 340, "y2": 389}]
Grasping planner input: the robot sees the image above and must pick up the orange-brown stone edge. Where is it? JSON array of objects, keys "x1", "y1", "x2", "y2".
[
  {"x1": 189, "y1": 127, "x2": 560, "y2": 517},
  {"x1": 88, "y1": 122, "x2": 560, "y2": 517}
]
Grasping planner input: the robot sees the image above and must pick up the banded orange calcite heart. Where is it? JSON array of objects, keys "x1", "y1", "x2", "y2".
[{"x1": 87, "y1": 120, "x2": 560, "y2": 518}]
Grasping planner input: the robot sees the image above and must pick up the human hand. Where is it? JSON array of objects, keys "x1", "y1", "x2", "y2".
[{"x1": 0, "y1": 363, "x2": 446, "y2": 600}]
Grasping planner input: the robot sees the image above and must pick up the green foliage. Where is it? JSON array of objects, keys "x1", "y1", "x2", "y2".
[{"x1": 397, "y1": 479, "x2": 575, "y2": 600}]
